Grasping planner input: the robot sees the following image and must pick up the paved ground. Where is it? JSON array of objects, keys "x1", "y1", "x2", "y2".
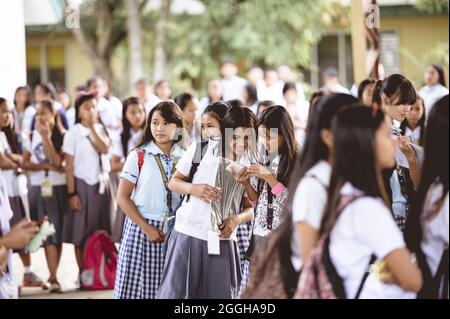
[{"x1": 12, "y1": 244, "x2": 113, "y2": 299}]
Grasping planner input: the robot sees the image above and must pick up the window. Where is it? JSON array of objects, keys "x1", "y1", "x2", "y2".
[{"x1": 26, "y1": 43, "x2": 66, "y2": 89}]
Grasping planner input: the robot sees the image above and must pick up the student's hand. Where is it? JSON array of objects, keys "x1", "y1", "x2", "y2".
[
  {"x1": 191, "y1": 184, "x2": 222, "y2": 203},
  {"x1": 231, "y1": 166, "x2": 250, "y2": 186},
  {"x1": 37, "y1": 122, "x2": 51, "y2": 139},
  {"x1": 70, "y1": 195, "x2": 82, "y2": 212},
  {"x1": 0, "y1": 219, "x2": 39, "y2": 249},
  {"x1": 219, "y1": 216, "x2": 239, "y2": 239},
  {"x1": 48, "y1": 163, "x2": 65, "y2": 174},
  {"x1": 248, "y1": 164, "x2": 272, "y2": 181},
  {"x1": 142, "y1": 224, "x2": 165, "y2": 243},
  {"x1": 398, "y1": 136, "x2": 415, "y2": 162}
]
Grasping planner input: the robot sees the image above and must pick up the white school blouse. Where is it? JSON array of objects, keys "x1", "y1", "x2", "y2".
[
  {"x1": 23, "y1": 130, "x2": 66, "y2": 187},
  {"x1": 419, "y1": 84, "x2": 449, "y2": 117},
  {"x1": 329, "y1": 182, "x2": 416, "y2": 299},
  {"x1": 174, "y1": 139, "x2": 246, "y2": 242},
  {"x1": 0, "y1": 133, "x2": 18, "y2": 197},
  {"x1": 111, "y1": 129, "x2": 143, "y2": 162},
  {"x1": 420, "y1": 181, "x2": 449, "y2": 277},
  {"x1": 291, "y1": 160, "x2": 331, "y2": 271},
  {"x1": 62, "y1": 123, "x2": 111, "y2": 185}
]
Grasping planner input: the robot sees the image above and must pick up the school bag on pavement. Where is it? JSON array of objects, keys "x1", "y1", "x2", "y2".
[
  {"x1": 80, "y1": 230, "x2": 117, "y2": 290},
  {"x1": 294, "y1": 195, "x2": 376, "y2": 299}
]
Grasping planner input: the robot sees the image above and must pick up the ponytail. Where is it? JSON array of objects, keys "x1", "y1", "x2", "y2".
[{"x1": 371, "y1": 80, "x2": 384, "y2": 107}]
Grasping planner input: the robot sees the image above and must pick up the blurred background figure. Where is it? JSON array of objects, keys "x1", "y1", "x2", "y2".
[
  {"x1": 56, "y1": 89, "x2": 75, "y2": 128},
  {"x1": 419, "y1": 64, "x2": 448, "y2": 117},
  {"x1": 220, "y1": 61, "x2": 247, "y2": 101},
  {"x1": 154, "y1": 79, "x2": 172, "y2": 101},
  {"x1": 282, "y1": 82, "x2": 309, "y2": 147},
  {"x1": 198, "y1": 78, "x2": 223, "y2": 116},
  {"x1": 357, "y1": 78, "x2": 376, "y2": 106},
  {"x1": 321, "y1": 67, "x2": 350, "y2": 94},
  {"x1": 246, "y1": 65, "x2": 265, "y2": 87},
  {"x1": 174, "y1": 92, "x2": 199, "y2": 145},
  {"x1": 257, "y1": 69, "x2": 284, "y2": 105},
  {"x1": 242, "y1": 83, "x2": 259, "y2": 115},
  {"x1": 134, "y1": 78, "x2": 160, "y2": 113}
]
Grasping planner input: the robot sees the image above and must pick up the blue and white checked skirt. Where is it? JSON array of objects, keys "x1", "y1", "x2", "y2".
[{"x1": 114, "y1": 217, "x2": 165, "y2": 299}]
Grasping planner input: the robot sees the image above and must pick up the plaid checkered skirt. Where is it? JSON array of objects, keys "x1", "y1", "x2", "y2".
[
  {"x1": 236, "y1": 222, "x2": 251, "y2": 296},
  {"x1": 114, "y1": 217, "x2": 165, "y2": 299}
]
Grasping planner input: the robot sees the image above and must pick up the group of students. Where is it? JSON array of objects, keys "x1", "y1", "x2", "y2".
[{"x1": 0, "y1": 63, "x2": 448, "y2": 300}]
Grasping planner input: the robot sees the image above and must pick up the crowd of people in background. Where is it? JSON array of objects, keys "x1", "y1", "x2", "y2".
[{"x1": 0, "y1": 61, "x2": 448, "y2": 299}]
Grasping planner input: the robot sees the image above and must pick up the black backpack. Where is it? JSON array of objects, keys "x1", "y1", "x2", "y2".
[{"x1": 183, "y1": 140, "x2": 209, "y2": 203}]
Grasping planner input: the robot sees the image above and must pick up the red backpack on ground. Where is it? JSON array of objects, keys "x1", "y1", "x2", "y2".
[{"x1": 81, "y1": 230, "x2": 118, "y2": 290}]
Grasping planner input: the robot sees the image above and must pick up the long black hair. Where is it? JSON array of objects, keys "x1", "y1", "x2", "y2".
[
  {"x1": 430, "y1": 64, "x2": 447, "y2": 88},
  {"x1": 400, "y1": 95, "x2": 426, "y2": 146},
  {"x1": 174, "y1": 93, "x2": 194, "y2": 111},
  {"x1": 372, "y1": 74, "x2": 417, "y2": 109},
  {"x1": 34, "y1": 100, "x2": 65, "y2": 152},
  {"x1": 357, "y1": 78, "x2": 376, "y2": 103},
  {"x1": 320, "y1": 105, "x2": 389, "y2": 235},
  {"x1": 244, "y1": 84, "x2": 258, "y2": 106},
  {"x1": 272, "y1": 94, "x2": 358, "y2": 296},
  {"x1": 75, "y1": 91, "x2": 110, "y2": 140},
  {"x1": 0, "y1": 98, "x2": 20, "y2": 154},
  {"x1": 202, "y1": 101, "x2": 230, "y2": 127},
  {"x1": 35, "y1": 83, "x2": 57, "y2": 100},
  {"x1": 220, "y1": 105, "x2": 257, "y2": 160},
  {"x1": 257, "y1": 105, "x2": 299, "y2": 186},
  {"x1": 290, "y1": 93, "x2": 358, "y2": 187},
  {"x1": 120, "y1": 97, "x2": 146, "y2": 157},
  {"x1": 136, "y1": 101, "x2": 185, "y2": 149},
  {"x1": 405, "y1": 95, "x2": 449, "y2": 267}
]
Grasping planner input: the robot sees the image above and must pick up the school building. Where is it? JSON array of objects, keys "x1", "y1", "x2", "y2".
[{"x1": 4, "y1": 0, "x2": 450, "y2": 101}]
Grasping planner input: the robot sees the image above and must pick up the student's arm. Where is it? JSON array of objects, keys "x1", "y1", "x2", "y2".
[
  {"x1": 65, "y1": 154, "x2": 81, "y2": 212},
  {"x1": 21, "y1": 151, "x2": 52, "y2": 171},
  {"x1": 0, "y1": 152, "x2": 17, "y2": 170},
  {"x1": 0, "y1": 219, "x2": 39, "y2": 249},
  {"x1": 168, "y1": 170, "x2": 221, "y2": 203},
  {"x1": 231, "y1": 167, "x2": 258, "y2": 201},
  {"x1": 398, "y1": 136, "x2": 421, "y2": 189},
  {"x1": 6, "y1": 152, "x2": 22, "y2": 165},
  {"x1": 117, "y1": 178, "x2": 165, "y2": 243},
  {"x1": 383, "y1": 248, "x2": 423, "y2": 293},
  {"x1": 248, "y1": 163, "x2": 284, "y2": 189},
  {"x1": 89, "y1": 126, "x2": 110, "y2": 155},
  {"x1": 110, "y1": 155, "x2": 124, "y2": 173},
  {"x1": 296, "y1": 222, "x2": 320, "y2": 263},
  {"x1": 219, "y1": 198, "x2": 254, "y2": 239}
]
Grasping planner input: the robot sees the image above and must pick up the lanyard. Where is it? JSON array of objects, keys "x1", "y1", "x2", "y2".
[{"x1": 154, "y1": 155, "x2": 177, "y2": 217}]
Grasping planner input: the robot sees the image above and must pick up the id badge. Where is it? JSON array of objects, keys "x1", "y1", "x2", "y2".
[
  {"x1": 41, "y1": 180, "x2": 53, "y2": 198},
  {"x1": 207, "y1": 230, "x2": 221, "y2": 255},
  {"x1": 98, "y1": 172, "x2": 109, "y2": 194}
]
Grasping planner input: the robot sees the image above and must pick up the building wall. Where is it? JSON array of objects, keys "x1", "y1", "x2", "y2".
[{"x1": 380, "y1": 15, "x2": 449, "y2": 88}]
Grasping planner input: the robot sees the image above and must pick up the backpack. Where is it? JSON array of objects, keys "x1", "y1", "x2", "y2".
[
  {"x1": 80, "y1": 230, "x2": 118, "y2": 290},
  {"x1": 294, "y1": 195, "x2": 376, "y2": 299}
]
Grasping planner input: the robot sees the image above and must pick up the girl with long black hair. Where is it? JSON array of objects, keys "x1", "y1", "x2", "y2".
[
  {"x1": 321, "y1": 105, "x2": 422, "y2": 298},
  {"x1": 405, "y1": 95, "x2": 449, "y2": 299}
]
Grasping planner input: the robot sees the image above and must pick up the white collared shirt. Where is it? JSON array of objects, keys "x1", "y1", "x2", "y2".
[
  {"x1": 419, "y1": 84, "x2": 449, "y2": 117},
  {"x1": 120, "y1": 141, "x2": 184, "y2": 222},
  {"x1": 112, "y1": 129, "x2": 143, "y2": 162},
  {"x1": 24, "y1": 130, "x2": 66, "y2": 186},
  {"x1": 62, "y1": 123, "x2": 111, "y2": 185},
  {"x1": 420, "y1": 181, "x2": 449, "y2": 277},
  {"x1": 329, "y1": 182, "x2": 415, "y2": 299}
]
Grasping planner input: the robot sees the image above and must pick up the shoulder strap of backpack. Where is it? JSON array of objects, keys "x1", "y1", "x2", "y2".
[
  {"x1": 354, "y1": 254, "x2": 377, "y2": 299},
  {"x1": 184, "y1": 140, "x2": 209, "y2": 203},
  {"x1": 133, "y1": 149, "x2": 145, "y2": 190}
]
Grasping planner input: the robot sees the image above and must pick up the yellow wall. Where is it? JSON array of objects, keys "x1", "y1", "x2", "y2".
[
  {"x1": 26, "y1": 33, "x2": 125, "y2": 99},
  {"x1": 381, "y1": 15, "x2": 449, "y2": 88}
]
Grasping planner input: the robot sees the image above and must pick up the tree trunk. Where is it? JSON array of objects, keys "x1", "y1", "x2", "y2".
[
  {"x1": 152, "y1": 0, "x2": 172, "y2": 83},
  {"x1": 126, "y1": 0, "x2": 144, "y2": 91}
]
